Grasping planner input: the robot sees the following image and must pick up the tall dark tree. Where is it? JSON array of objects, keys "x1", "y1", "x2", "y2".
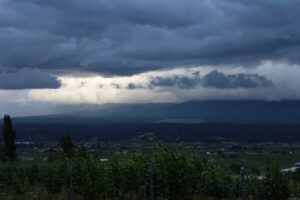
[
  {"x1": 2, "y1": 115, "x2": 17, "y2": 161},
  {"x1": 59, "y1": 134, "x2": 74, "y2": 156}
]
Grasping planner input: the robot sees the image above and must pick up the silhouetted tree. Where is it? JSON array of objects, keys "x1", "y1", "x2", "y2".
[
  {"x1": 2, "y1": 115, "x2": 17, "y2": 161},
  {"x1": 0, "y1": 144, "x2": 6, "y2": 161},
  {"x1": 59, "y1": 134, "x2": 74, "y2": 156}
]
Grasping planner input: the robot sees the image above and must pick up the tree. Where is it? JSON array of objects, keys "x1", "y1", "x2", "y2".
[
  {"x1": 288, "y1": 179, "x2": 300, "y2": 198},
  {"x1": 59, "y1": 134, "x2": 75, "y2": 156},
  {"x1": 153, "y1": 142, "x2": 203, "y2": 200},
  {"x1": 73, "y1": 146, "x2": 107, "y2": 200},
  {"x1": 261, "y1": 164, "x2": 289, "y2": 200},
  {"x1": 292, "y1": 167, "x2": 300, "y2": 182},
  {"x1": 45, "y1": 161, "x2": 65, "y2": 194},
  {"x1": 0, "y1": 144, "x2": 6, "y2": 161},
  {"x1": 246, "y1": 176, "x2": 263, "y2": 200},
  {"x1": 2, "y1": 115, "x2": 17, "y2": 161},
  {"x1": 201, "y1": 160, "x2": 236, "y2": 199}
]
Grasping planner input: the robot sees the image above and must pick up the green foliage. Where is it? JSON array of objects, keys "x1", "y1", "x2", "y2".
[
  {"x1": 288, "y1": 180, "x2": 300, "y2": 198},
  {"x1": 292, "y1": 167, "x2": 300, "y2": 182},
  {"x1": 250, "y1": 166, "x2": 261, "y2": 175},
  {"x1": 261, "y1": 164, "x2": 289, "y2": 200},
  {"x1": 0, "y1": 141, "x2": 298, "y2": 200},
  {"x1": 153, "y1": 142, "x2": 203, "y2": 200},
  {"x1": 107, "y1": 150, "x2": 148, "y2": 199},
  {"x1": 201, "y1": 159, "x2": 236, "y2": 199},
  {"x1": 2, "y1": 115, "x2": 17, "y2": 161},
  {"x1": 45, "y1": 161, "x2": 65, "y2": 194},
  {"x1": 230, "y1": 163, "x2": 241, "y2": 174},
  {"x1": 14, "y1": 176, "x2": 30, "y2": 195},
  {"x1": 73, "y1": 146, "x2": 106, "y2": 200},
  {"x1": 246, "y1": 176, "x2": 263, "y2": 200}
]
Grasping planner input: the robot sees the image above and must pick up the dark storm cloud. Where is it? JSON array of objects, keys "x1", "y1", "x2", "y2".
[
  {"x1": 202, "y1": 71, "x2": 273, "y2": 89},
  {"x1": 150, "y1": 75, "x2": 201, "y2": 89},
  {"x1": 0, "y1": 68, "x2": 61, "y2": 89},
  {"x1": 127, "y1": 83, "x2": 145, "y2": 89},
  {"x1": 1, "y1": 0, "x2": 300, "y2": 75},
  {"x1": 125, "y1": 71, "x2": 272, "y2": 90}
]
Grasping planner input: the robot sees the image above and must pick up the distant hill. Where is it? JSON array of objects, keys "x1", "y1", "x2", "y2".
[
  {"x1": 1, "y1": 123, "x2": 300, "y2": 143},
  {"x1": 13, "y1": 100, "x2": 300, "y2": 124},
  {"x1": 1, "y1": 100, "x2": 299, "y2": 143}
]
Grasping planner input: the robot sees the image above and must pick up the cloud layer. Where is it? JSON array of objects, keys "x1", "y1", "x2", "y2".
[
  {"x1": 0, "y1": 68, "x2": 60, "y2": 89},
  {"x1": 26, "y1": 62, "x2": 300, "y2": 105},
  {"x1": 0, "y1": 0, "x2": 300, "y2": 74},
  {"x1": 1, "y1": 0, "x2": 300, "y2": 116},
  {"x1": 126, "y1": 71, "x2": 272, "y2": 90},
  {"x1": 202, "y1": 71, "x2": 272, "y2": 89}
]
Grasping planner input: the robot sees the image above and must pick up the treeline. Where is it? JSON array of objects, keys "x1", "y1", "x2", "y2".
[
  {"x1": 1, "y1": 141, "x2": 300, "y2": 200},
  {"x1": 1, "y1": 115, "x2": 300, "y2": 199}
]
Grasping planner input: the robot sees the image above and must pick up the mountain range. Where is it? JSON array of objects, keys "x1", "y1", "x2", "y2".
[{"x1": 13, "y1": 100, "x2": 300, "y2": 124}]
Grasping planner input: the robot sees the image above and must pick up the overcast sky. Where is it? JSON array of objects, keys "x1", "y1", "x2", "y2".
[{"x1": 1, "y1": 0, "x2": 300, "y2": 116}]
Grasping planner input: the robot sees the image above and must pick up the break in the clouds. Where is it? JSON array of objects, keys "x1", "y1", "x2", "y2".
[
  {"x1": 1, "y1": 61, "x2": 300, "y2": 116},
  {"x1": 27, "y1": 62, "x2": 300, "y2": 105},
  {"x1": 0, "y1": 0, "x2": 300, "y2": 74},
  {"x1": 0, "y1": 68, "x2": 61, "y2": 89}
]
